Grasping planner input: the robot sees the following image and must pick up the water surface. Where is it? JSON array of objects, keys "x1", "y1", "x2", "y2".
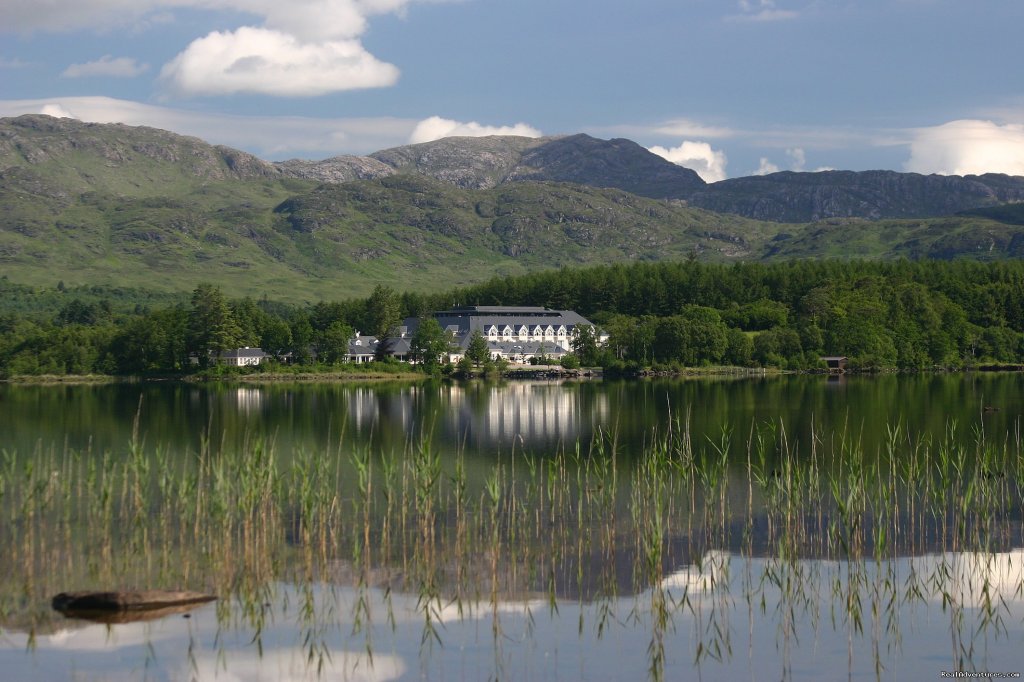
[{"x1": 1, "y1": 374, "x2": 1022, "y2": 681}]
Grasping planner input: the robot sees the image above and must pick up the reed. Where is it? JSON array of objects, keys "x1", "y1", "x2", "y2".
[{"x1": 1, "y1": 408, "x2": 1022, "y2": 681}]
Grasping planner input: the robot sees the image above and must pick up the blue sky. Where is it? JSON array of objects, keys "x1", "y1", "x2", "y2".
[{"x1": 2, "y1": 0, "x2": 1023, "y2": 181}]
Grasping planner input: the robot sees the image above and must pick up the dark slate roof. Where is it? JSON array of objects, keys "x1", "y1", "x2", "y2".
[
  {"x1": 348, "y1": 336, "x2": 378, "y2": 354},
  {"x1": 403, "y1": 306, "x2": 593, "y2": 335},
  {"x1": 389, "y1": 338, "x2": 412, "y2": 354}
]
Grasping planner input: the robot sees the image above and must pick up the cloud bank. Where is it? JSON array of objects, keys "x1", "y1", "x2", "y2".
[
  {"x1": 0, "y1": 96, "x2": 418, "y2": 158},
  {"x1": 650, "y1": 118, "x2": 735, "y2": 139},
  {"x1": 62, "y1": 55, "x2": 149, "y2": 78},
  {"x1": 648, "y1": 141, "x2": 728, "y2": 183},
  {"x1": 905, "y1": 119, "x2": 1024, "y2": 176},
  {"x1": 409, "y1": 116, "x2": 542, "y2": 144}
]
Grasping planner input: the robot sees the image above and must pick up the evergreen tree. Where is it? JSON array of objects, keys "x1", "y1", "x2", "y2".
[
  {"x1": 187, "y1": 284, "x2": 242, "y2": 367},
  {"x1": 367, "y1": 285, "x2": 401, "y2": 339},
  {"x1": 465, "y1": 330, "x2": 490, "y2": 367}
]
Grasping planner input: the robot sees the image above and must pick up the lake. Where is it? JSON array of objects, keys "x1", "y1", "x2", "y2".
[{"x1": 1, "y1": 374, "x2": 1022, "y2": 681}]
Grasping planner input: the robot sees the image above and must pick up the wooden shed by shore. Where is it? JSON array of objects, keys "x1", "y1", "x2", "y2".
[{"x1": 821, "y1": 356, "x2": 849, "y2": 373}]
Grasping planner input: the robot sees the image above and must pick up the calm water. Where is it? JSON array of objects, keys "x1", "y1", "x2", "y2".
[
  {"x1": 1, "y1": 374, "x2": 1023, "y2": 681},
  {"x1": 3, "y1": 373, "x2": 1021, "y2": 462}
]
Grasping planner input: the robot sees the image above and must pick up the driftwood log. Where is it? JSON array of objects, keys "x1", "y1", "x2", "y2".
[{"x1": 52, "y1": 590, "x2": 217, "y2": 623}]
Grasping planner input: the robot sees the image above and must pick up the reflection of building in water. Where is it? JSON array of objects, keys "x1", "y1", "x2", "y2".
[
  {"x1": 234, "y1": 388, "x2": 264, "y2": 412},
  {"x1": 344, "y1": 387, "x2": 381, "y2": 432},
  {"x1": 454, "y1": 381, "x2": 610, "y2": 450},
  {"x1": 336, "y1": 382, "x2": 609, "y2": 452},
  {"x1": 343, "y1": 387, "x2": 413, "y2": 436}
]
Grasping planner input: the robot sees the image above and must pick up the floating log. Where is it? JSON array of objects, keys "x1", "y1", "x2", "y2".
[{"x1": 52, "y1": 590, "x2": 217, "y2": 622}]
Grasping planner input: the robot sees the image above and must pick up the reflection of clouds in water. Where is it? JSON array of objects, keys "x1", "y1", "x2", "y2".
[
  {"x1": 435, "y1": 598, "x2": 550, "y2": 624},
  {"x1": 6, "y1": 554, "x2": 1024, "y2": 680},
  {"x1": 660, "y1": 550, "x2": 731, "y2": 592},
  {"x1": 188, "y1": 649, "x2": 405, "y2": 682},
  {"x1": 654, "y1": 550, "x2": 1024, "y2": 608},
  {"x1": 4, "y1": 617, "x2": 179, "y2": 651},
  {"x1": 913, "y1": 549, "x2": 1024, "y2": 608}
]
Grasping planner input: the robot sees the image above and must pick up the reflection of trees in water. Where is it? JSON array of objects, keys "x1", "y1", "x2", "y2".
[{"x1": 4, "y1": 373, "x2": 1022, "y2": 466}]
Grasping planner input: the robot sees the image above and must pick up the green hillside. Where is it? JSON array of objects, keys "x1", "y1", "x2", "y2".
[{"x1": 3, "y1": 114, "x2": 1024, "y2": 303}]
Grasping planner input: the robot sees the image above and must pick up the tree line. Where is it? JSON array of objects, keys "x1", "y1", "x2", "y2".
[
  {"x1": 3, "y1": 259, "x2": 1024, "y2": 377},
  {"x1": 427, "y1": 259, "x2": 1024, "y2": 370}
]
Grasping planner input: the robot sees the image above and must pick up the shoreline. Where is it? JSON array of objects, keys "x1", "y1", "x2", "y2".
[{"x1": 3, "y1": 364, "x2": 1020, "y2": 386}]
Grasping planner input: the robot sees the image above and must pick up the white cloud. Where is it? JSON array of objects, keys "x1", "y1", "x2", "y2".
[
  {"x1": 160, "y1": 27, "x2": 399, "y2": 96},
  {"x1": 0, "y1": 96, "x2": 419, "y2": 158},
  {"x1": 5, "y1": 1, "x2": 424, "y2": 97},
  {"x1": 39, "y1": 103, "x2": 77, "y2": 118},
  {"x1": 730, "y1": 0, "x2": 799, "y2": 22},
  {"x1": 755, "y1": 157, "x2": 780, "y2": 175},
  {"x1": 62, "y1": 55, "x2": 149, "y2": 78},
  {"x1": 187, "y1": 649, "x2": 407, "y2": 682},
  {"x1": 649, "y1": 118, "x2": 736, "y2": 139},
  {"x1": 409, "y1": 116, "x2": 542, "y2": 144},
  {"x1": 786, "y1": 147, "x2": 805, "y2": 171},
  {"x1": 648, "y1": 140, "x2": 728, "y2": 183},
  {"x1": 904, "y1": 119, "x2": 1024, "y2": 176}
]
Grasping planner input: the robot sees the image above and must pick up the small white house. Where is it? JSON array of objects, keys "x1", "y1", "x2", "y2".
[{"x1": 220, "y1": 347, "x2": 268, "y2": 367}]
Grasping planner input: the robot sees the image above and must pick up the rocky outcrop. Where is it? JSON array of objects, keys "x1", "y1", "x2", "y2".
[
  {"x1": 689, "y1": 170, "x2": 1024, "y2": 223},
  {"x1": 508, "y1": 134, "x2": 706, "y2": 198},
  {"x1": 370, "y1": 135, "x2": 542, "y2": 189},
  {"x1": 274, "y1": 155, "x2": 394, "y2": 183},
  {"x1": 367, "y1": 133, "x2": 706, "y2": 198},
  {"x1": 0, "y1": 115, "x2": 284, "y2": 185}
]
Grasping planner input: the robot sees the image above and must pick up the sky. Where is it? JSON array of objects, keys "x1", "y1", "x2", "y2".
[{"x1": 2, "y1": 0, "x2": 1023, "y2": 182}]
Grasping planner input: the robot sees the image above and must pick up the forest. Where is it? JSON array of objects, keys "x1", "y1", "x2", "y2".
[{"x1": 2, "y1": 258, "x2": 1024, "y2": 377}]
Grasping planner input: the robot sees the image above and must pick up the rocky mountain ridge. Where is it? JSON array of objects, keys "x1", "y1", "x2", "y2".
[
  {"x1": 3, "y1": 114, "x2": 1023, "y2": 224},
  {"x1": 3, "y1": 113, "x2": 1024, "y2": 300}
]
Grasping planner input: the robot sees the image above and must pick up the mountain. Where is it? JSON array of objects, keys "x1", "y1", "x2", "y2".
[
  {"x1": 0, "y1": 116, "x2": 767, "y2": 299},
  {"x1": 688, "y1": 170, "x2": 1024, "y2": 223},
  {"x1": 366, "y1": 133, "x2": 707, "y2": 196},
  {"x1": 0, "y1": 114, "x2": 280, "y2": 190},
  {"x1": 3, "y1": 114, "x2": 1024, "y2": 302},
  {"x1": 282, "y1": 134, "x2": 1024, "y2": 224}
]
